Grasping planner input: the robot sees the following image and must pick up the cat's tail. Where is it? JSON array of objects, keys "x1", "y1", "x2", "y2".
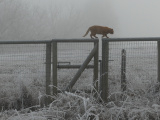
[{"x1": 83, "y1": 28, "x2": 90, "y2": 37}]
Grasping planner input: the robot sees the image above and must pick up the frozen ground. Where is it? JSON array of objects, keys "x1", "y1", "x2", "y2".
[
  {"x1": 0, "y1": 43, "x2": 94, "y2": 110},
  {"x1": 0, "y1": 41, "x2": 160, "y2": 119}
]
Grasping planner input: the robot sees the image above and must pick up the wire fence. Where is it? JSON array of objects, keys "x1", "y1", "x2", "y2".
[
  {"x1": 108, "y1": 41, "x2": 157, "y2": 92},
  {"x1": 57, "y1": 41, "x2": 95, "y2": 90},
  {"x1": 101, "y1": 38, "x2": 159, "y2": 102},
  {"x1": 0, "y1": 42, "x2": 48, "y2": 110},
  {"x1": 0, "y1": 38, "x2": 159, "y2": 109},
  {"x1": 0, "y1": 39, "x2": 98, "y2": 110}
]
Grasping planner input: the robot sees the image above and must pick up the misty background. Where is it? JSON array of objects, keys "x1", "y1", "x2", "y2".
[{"x1": 0, "y1": 0, "x2": 160, "y2": 40}]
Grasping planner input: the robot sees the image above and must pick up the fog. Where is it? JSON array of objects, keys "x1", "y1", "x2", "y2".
[{"x1": 0, "y1": 0, "x2": 160, "y2": 40}]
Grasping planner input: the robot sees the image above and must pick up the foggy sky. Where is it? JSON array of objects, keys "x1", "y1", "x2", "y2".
[
  {"x1": 111, "y1": 0, "x2": 160, "y2": 37},
  {"x1": 39, "y1": 0, "x2": 160, "y2": 38},
  {"x1": 1, "y1": 0, "x2": 160, "y2": 40}
]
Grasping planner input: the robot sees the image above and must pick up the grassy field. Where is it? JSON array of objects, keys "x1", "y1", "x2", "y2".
[
  {"x1": 0, "y1": 44, "x2": 46, "y2": 110},
  {"x1": 0, "y1": 41, "x2": 160, "y2": 119}
]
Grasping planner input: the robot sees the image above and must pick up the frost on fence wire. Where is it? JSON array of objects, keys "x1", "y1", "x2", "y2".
[
  {"x1": 108, "y1": 41, "x2": 157, "y2": 93},
  {"x1": 57, "y1": 42, "x2": 94, "y2": 90},
  {"x1": 0, "y1": 44, "x2": 46, "y2": 109}
]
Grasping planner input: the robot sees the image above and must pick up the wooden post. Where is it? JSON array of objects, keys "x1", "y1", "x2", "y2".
[
  {"x1": 101, "y1": 40, "x2": 109, "y2": 103},
  {"x1": 121, "y1": 49, "x2": 126, "y2": 91},
  {"x1": 94, "y1": 41, "x2": 99, "y2": 92},
  {"x1": 52, "y1": 42, "x2": 58, "y2": 96},
  {"x1": 65, "y1": 43, "x2": 98, "y2": 91},
  {"x1": 45, "y1": 43, "x2": 52, "y2": 105},
  {"x1": 158, "y1": 41, "x2": 160, "y2": 82}
]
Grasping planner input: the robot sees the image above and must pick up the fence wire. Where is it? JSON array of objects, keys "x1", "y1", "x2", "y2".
[
  {"x1": 0, "y1": 44, "x2": 46, "y2": 109},
  {"x1": 107, "y1": 41, "x2": 157, "y2": 93},
  {"x1": 1, "y1": 39, "x2": 158, "y2": 109},
  {"x1": 57, "y1": 42, "x2": 94, "y2": 90}
]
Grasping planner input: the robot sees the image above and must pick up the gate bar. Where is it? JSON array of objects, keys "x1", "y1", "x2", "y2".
[
  {"x1": 45, "y1": 43, "x2": 52, "y2": 105},
  {"x1": 52, "y1": 42, "x2": 58, "y2": 96},
  {"x1": 57, "y1": 65, "x2": 94, "y2": 69},
  {"x1": 94, "y1": 41, "x2": 99, "y2": 92},
  {"x1": 52, "y1": 39, "x2": 98, "y2": 42}
]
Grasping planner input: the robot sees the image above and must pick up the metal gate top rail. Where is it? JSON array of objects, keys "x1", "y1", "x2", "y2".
[
  {"x1": 52, "y1": 38, "x2": 98, "y2": 42},
  {"x1": 103, "y1": 37, "x2": 160, "y2": 42},
  {"x1": 0, "y1": 39, "x2": 99, "y2": 44}
]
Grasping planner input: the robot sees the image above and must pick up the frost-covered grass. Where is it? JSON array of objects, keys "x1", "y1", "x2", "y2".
[
  {"x1": 0, "y1": 43, "x2": 94, "y2": 111},
  {"x1": 0, "y1": 42, "x2": 159, "y2": 119},
  {"x1": 1, "y1": 74, "x2": 160, "y2": 119},
  {"x1": 1, "y1": 82, "x2": 160, "y2": 120},
  {"x1": 0, "y1": 45, "x2": 46, "y2": 110}
]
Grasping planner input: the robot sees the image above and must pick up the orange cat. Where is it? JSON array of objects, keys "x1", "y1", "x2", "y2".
[{"x1": 83, "y1": 25, "x2": 114, "y2": 39}]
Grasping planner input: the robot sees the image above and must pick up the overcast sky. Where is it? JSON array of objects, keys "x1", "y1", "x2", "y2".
[
  {"x1": 1, "y1": 0, "x2": 160, "y2": 39},
  {"x1": 35, "y1": 0, "x2": 160, "y2": 38},
  {"x1": 111, "y1": 0, "x2": 160, "y2": 38}
]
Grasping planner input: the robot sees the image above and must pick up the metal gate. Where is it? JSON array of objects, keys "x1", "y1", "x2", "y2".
[{"x1": 46, "y1": 39, "x2": 99, "y2": 104}]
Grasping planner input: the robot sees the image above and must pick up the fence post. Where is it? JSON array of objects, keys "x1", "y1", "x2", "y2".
[
  {"x1": 158, "y1": 41, "x2": 160, "y2": 82},
  {"x1": 101, "y1": 40, "x2": 109, "y2": 103},
  {"x1": 45, "y1": 43, "x2": 52, "y2": 105},
  {"x1": 121, "y1": 49, "x2": 126, "y2": 91},
  {"x1": 94, "y1": 41, "x2": 99, "y2": 92},
  {"x1": 52, "y1": 41, "x2": 58, "y2": 96}
]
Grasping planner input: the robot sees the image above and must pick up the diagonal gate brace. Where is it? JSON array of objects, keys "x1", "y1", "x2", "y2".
[{"x1": 65, "y1": 43, "x2": 98, "y2": 91}]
